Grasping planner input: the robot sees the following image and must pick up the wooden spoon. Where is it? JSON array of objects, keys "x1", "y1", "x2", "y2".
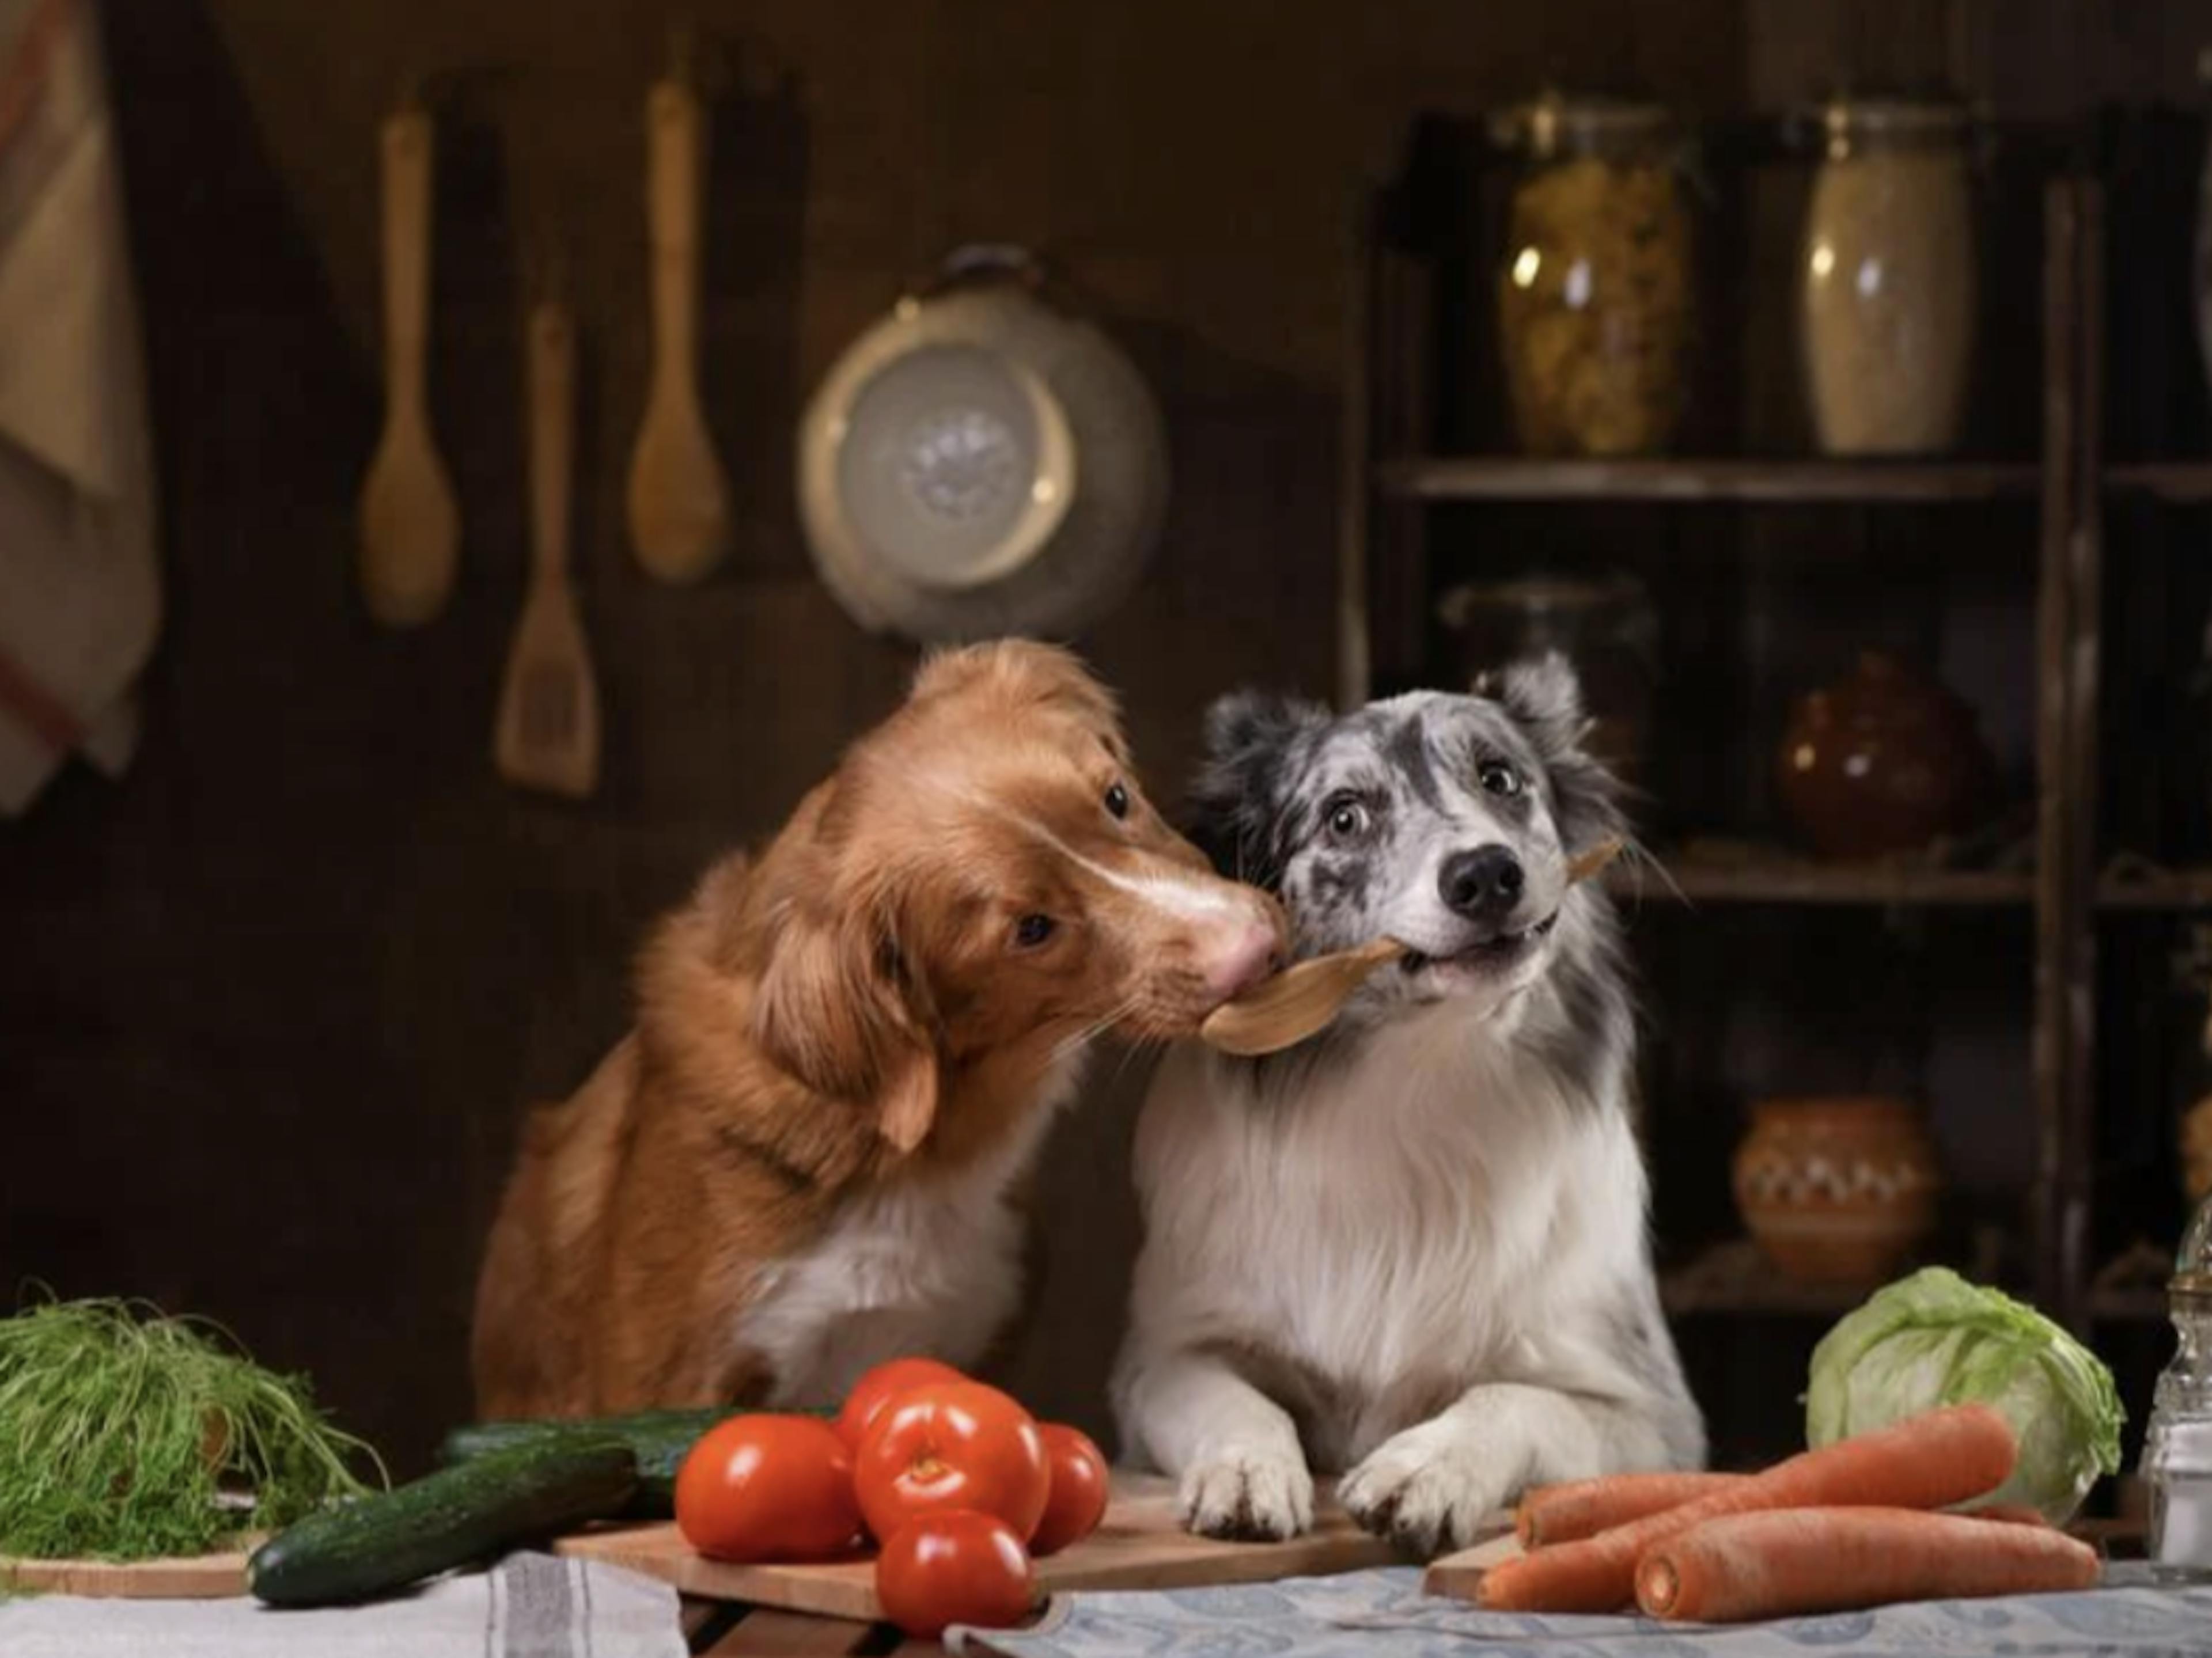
[
  {"x1": 1200, "y1": 839, "x2": 1627, "y2": 1057},
  {"x1": 494, "y1": 298, "x2": 601, "y2": 799},
  {"x1": 359, "y1": 100, "x2": 460, "y2": 627},
  {"x1": 626, "y1": 61, "x2": 731, "y2": 583}
]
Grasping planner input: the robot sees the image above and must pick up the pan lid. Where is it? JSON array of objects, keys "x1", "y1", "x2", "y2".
[{"x1": 798, "y1": 248, "x2": 1168, "y2": 643}]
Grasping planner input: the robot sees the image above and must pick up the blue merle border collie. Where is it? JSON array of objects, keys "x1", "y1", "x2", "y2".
[{"x1": 1112, "y1": 653, "x2": 1705, "y2": 1557}]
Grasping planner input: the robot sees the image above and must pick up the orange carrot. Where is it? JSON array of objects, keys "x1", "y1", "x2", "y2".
[
  {"x1": 1634, "y1": 1506, "x2": 2100, "y2": 1622},
  {"x1": 1517, "y1": 1472, "x2": 1749, "y2": 1548},
  {"x1": 1475, "y1": 1405, "x2": 2017, "y2": 1614},
  {"x1": 1959, "y1": 1504, "x2": 2051, "y2": 1528}
]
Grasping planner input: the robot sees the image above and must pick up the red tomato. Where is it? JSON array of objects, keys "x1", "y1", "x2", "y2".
[
  {"x1": 854, "y1": 1379, "x2": 1049, "y2": 1542},
  {"x1": 675, "y1": 1413, "x2": 859, "y2": 1563},
  {"x1": 1029, "y1": 1423, "x2": 1110, "y2": 1555},
  {"x1": 834, "y1": 1356, "x2": 968, "y2": 1450},
  {"x1": 875, "y1": 1512, "x2": 1036, "y2": 1638}
]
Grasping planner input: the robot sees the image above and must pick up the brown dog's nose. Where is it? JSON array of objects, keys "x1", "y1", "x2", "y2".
[{"x1": 1200, "y1": 905, "x2": 1289, "y2": 1003}]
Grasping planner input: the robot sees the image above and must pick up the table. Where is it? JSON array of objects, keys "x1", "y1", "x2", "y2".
[
  {"x1": 673, "y1": 1519, "x2": 2154, "y2": 1656},
  {"x1": 683, "y1": 1596, "x2": 939, "y2": 1655}
]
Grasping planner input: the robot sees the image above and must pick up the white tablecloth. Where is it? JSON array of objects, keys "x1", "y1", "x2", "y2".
[
  {"x1": 959, "y1": 1565, "x2": 2212, "y2": 1658},
  {"x1": 0, "y1": 1553, "x2": 687, "y2": 1658}
]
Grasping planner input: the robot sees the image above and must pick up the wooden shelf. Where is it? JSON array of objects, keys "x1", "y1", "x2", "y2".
[
  {"x1": 2089, "y1": 1242, "x2": 2177, "y2": 1321},
  {"x1": 2089, "y1": 1286, "x2": 2169, "y2": 1322},
  {"x1": 1660, "y1": 1240, "x2": 1878, "y2": 1317},
  {"x1": 2104, "y1": 462, "x2": 2212, "y2": 502},
  {"x1": 1610, "y1": 849, "x2": 2035, "y2": 908},
  {"x1": 1376, "y1": 457, "x2": 2041, "y2": 504},
  {"x1": 2097, "y1": 867, "x2": 2212, "y2": 911}
]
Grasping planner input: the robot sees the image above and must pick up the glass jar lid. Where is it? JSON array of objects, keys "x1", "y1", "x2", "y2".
[
  {"x1": 1437, "y1": 571, "x2": 1652, "y2": 625},
  {"x1": 1490, "y1": 90, "x2": 1677, "y2": 162},
  {"x1": 1810, "y1": 94, "x2": 1971, "y2": 160}
]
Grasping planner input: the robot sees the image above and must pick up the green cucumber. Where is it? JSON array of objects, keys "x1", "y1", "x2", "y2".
[
  {"x1": 438, "y1": 1406, "x2": 832, "y2": 1518},
  {"x1": 248, "y1": 1439, "x2": 637, "y2": 1607},
  {"x1": 440, "y1": 1409, "x2": 723, "y2": 1518}
]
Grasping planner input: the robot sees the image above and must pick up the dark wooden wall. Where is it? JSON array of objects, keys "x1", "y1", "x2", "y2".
[
  {"x1": 0, "y1": 0, "x2": 1745, "y2": 1468},
  {"x1": 6, "y1": 0, "x2": 2207, "y2": 1477}
]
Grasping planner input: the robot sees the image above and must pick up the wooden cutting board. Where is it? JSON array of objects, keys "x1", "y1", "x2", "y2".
[
  {"x1": 1421, "y1": 1528, "x2": 1526, "y2": 1600},
  {"x1": 555, "y1": 1477, "x2": 1427, "y2": 1619},
  {"x1": 0, "y1": 1543, "x2": 254, "y2": 1599}
]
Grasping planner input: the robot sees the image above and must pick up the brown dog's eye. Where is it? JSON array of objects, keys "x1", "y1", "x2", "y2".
[
  {"x1": 1013, "y1": 914, "x2": 1057, "y2": 948},
  {"x1": 1104, "y1": 781, "x2": 1130, "y2": 820}
]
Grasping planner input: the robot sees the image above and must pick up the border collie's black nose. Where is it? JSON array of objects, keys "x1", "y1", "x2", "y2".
[{"x1": 1440, "y1": 845, "x2": 1524, "y2": 918}]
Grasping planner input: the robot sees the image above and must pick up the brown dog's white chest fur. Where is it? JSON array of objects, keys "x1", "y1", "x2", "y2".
[{"x1": 743, "y1": 1054, "x2": 1083, "y2": 1406}]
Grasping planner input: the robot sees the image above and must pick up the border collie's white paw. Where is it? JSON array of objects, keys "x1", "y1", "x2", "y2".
[
  {"x1": 1177, "y1": 1449, "x2": 1314, "y2": 1541},
  {"x1": 1340, "y1": 1424, "x2": 1516, "y2": 1557}
]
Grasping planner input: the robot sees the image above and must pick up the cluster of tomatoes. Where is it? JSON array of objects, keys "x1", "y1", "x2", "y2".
[{"x1": 673, "y1": 1357, "x2": 1111, "y2": 1638}]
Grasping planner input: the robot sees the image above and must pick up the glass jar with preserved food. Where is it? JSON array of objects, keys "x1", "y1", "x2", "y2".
[
  {"x1": 1798, "y1": 96, "x2": 1977, "y2": 457},
  {"x1": 1436, "y1": 571, "x2": 1660, "y2": 787},
  {"x1": 1493, "y1": 93, "x2": 1698, "y2": 458}
]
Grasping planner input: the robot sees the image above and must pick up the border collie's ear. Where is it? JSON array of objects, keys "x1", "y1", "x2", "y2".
[
  {"x1": 752, "y1": 894, "x2": 938, "y2": 1155},
  {"x1": 1479, "y1": 651, "x2": 1628, "y2": 849},
  {"x1": 1479, "y1": 651, "x2": 1586, "y2": 758},
  {"x1": 1183, "y1": 690, "x2": 1330, "y2": 889}
]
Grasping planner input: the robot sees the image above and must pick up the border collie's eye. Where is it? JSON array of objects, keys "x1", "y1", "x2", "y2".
[
  {"x1": 1325, "y1": 797, "x2": 1371, "y2": 841},
  {"x1": 1104, "y1": 781, "x2": 1130, "y2": 820},
  {"x1": 1013, "y1": 914, "x2": 1057, "y2": 949},
  {"x1": 1479, "y1": 760, "x2": 1521, "y2": 797}
]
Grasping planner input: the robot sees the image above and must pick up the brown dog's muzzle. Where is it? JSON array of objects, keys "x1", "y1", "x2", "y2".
[{"x1": 1093, "y1": 859, "x2": 1289, "y2": 1034}]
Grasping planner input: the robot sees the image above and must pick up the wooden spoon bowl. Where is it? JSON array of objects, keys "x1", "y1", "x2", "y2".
[{"x1": 1200, "y1": 838, "x2": 1625, "y2": 1057}]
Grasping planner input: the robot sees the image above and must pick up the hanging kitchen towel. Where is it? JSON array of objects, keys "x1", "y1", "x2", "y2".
[
  {"x1": 0, "y1": 1552, "x2": 688, "y2": 1658},
  {"x1": 0, "y1": 0, "x2": 158, "y2": 817}
]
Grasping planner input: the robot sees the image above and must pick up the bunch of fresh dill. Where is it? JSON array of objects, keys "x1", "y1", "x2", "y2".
[{"x1": 0, "y1": 1296, "x2": 384, "y2": 1561}]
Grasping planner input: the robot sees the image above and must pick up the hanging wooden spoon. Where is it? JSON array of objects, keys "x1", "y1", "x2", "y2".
[
  {"x1": 359, "y1": 94, "x2": 460, "y2": 626},
  {"x1": 1200, "y1": 838, "x2": 1626, "y2": 1057},
  {"x1": 494, "y1": 296, "x2": 601, "y2": 798},
  {"x1": 626, "y1": 41, "x2": 731, "y2": 583}
]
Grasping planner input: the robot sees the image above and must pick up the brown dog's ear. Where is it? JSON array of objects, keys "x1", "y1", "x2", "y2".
[{"x1": 751, "y1": 898, "x2": 940, "y2": 1154}]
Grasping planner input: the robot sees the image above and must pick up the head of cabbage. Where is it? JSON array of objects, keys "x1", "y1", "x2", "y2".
[{"x1": 1806, "y1": 1266, "x2": 2123, "y2": 1523}]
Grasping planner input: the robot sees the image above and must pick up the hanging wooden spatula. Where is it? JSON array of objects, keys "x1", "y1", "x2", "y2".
[
  {"x1": 359, "y1": 93, "x2": 460, "y2": 626},
  {"x1": 626, "y1": 36, "x2": 732, "y2": 584},
  {"x1": 494, "y1": 297, "x2": 600, "y2": 798},
  {"x1": 1200, "y1": 838, "x2": 1626, "y2": 1057}
]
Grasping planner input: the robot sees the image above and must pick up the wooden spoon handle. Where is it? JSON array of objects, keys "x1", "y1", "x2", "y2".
[
  {"x1": 1565, "y1": 837, "x2": 1625, "y2": 886},
  {"x1": 527, "y1": 299, "x2": 574, "y2": 579},
  {"x1": 378, "y1": 107, "x2": 434, "y2": 413},
  {"x1": 644, "y1": 78, "x2": 704, "y2": 386}
]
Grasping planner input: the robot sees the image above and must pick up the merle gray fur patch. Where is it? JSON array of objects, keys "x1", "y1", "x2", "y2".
[{"x1": 1185, "y1": 652, "x2": 1633, "y2": 1059}]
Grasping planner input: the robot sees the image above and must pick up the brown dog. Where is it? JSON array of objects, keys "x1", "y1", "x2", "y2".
[{"x1": 472, "y1": 642, "x2": 1286, "y2": 1417}]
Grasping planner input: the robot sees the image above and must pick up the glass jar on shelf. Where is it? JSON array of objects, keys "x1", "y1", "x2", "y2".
[
  {"x1": 1491, "y1": 92, "x2": 1699, "y2": 458},
  {"x1": 1436, "y1": 570, "x2": 1660, "y2": 788},
  {"x1": 1797, "y1": 95, "x2": 1978, "y2": 457}
]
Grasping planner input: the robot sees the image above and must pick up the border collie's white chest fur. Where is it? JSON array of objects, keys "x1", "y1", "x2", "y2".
[{"x1": 1127, "y1": 1008, "x2": 1660, "y2": 1467}]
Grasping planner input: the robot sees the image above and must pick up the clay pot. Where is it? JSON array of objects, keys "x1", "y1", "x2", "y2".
[
  {"x1": 1732, "y1": 1097, "x2": 1941, "y2": 1283},
  {"x1": 1775, "y1": 651, "x2": 1996, "y2": 862},
  {"x1": 2183, "y1": 1095, "x2": 2212, "y2": 1205}
]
